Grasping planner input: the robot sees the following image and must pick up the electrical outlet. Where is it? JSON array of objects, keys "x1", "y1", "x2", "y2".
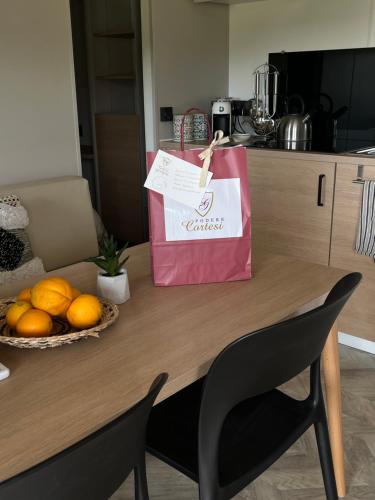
[{"x1": 160, "y1": 107, "x2": 173, "y2": 122}]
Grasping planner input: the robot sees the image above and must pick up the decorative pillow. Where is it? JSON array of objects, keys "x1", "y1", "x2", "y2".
[
  {"x1": 0, "y1": 257, "x2": 45, "y2": 286},
  {"x1": 0, "y1": 228, "x2": 34, "y2": 271},
  {"x1": 0, "y1": 194, "x2": 21, "y2": 207},
  {"x1": 0, "y1": 202, "x2": 29, "y2": 230},
  {"x1": 0, "y1": 195, "x2": 45, "y2": 285}
]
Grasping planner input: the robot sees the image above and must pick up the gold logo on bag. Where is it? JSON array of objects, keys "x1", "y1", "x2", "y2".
[{"x1": 195, "y1": 192, "x2": 214, "y2": 217}]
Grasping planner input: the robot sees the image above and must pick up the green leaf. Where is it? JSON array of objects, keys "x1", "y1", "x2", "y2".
[
  {"x1": 85, "y1": 235, "x2": 129, "y2": 275},
  {"x1": 94, "y1": 261, "x2": 111, "y2": 273},
  {"x1": 117, "y1": 241, "x2": 129, "y2": 255},
  {"x1": 119, "y1": 256, "x2": 129, "y2": 269},
  {"x1": 86, "y1": 256, "x2": 103, "y2": 263}
]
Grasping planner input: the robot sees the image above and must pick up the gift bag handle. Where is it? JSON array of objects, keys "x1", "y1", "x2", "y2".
[{"x1": 180, "y1": 107, "x2": 212, "y2": 151}]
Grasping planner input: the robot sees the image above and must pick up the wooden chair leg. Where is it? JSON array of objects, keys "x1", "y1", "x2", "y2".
[{"x1": 322, "y1": 322, "x2": 346, "y2": 498}]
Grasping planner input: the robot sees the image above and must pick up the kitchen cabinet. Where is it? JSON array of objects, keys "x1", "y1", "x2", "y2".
[
  {"x1": 248, "y1": 154, "x2": 335, "y2": 265},
  {"x1": 330, "y1": 163, "x2": 375, "y2": 342},
  {"x1": 160, "y1": 144, "x2": 336, "y2": 265}
]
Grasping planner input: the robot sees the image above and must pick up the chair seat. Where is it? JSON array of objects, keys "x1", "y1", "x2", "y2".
[{"x1": 147, "y1": 378, "x2": 313, "y2": 487}]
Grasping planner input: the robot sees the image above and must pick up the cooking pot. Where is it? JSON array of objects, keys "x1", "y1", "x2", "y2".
[{"x1": 277, "y1": 94, "x2": 312, "y2": 151}]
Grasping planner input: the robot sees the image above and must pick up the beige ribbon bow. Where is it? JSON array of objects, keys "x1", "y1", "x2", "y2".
[{"x1": 198, "y1": 130, "x2": 230, "y2": 188}]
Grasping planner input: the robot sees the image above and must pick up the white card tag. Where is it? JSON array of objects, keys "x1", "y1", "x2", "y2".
[
  {"x1": 164, "y1": 178, "x2": 243, "y2": 241},
  {"x1": 144, "y1": 150, "x2": 213, "y2": 210}
]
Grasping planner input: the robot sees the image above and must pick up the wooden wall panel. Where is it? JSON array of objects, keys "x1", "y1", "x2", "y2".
[{"x1": 96, "y1": 113, "x2": 144, "y2": 243}]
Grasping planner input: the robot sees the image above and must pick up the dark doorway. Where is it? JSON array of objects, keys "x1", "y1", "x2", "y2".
[{"x1": 70, "y1": 0, "x2": 147, "y2": 245}]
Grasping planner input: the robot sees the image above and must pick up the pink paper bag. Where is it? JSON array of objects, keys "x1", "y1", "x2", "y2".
[{"x1": 147, "y1": 146, "x2": 251, "y2": 286}]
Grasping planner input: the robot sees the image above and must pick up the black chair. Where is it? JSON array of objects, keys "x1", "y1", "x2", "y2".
[
  {"x1": 147, "y1": 273, "x2": 361, "y2": 500},
  {"x1": 0, "y1": 373, "x2": 168, "y2": 500}
]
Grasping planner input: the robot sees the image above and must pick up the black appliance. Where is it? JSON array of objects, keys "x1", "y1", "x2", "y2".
[
  {"x1": 269, "y1": 48, "x2": 375, "y2": 152},
  {"x1": 211, "y1": 99, "x2": 232, "y2": 136},
  {"x1": 211, "y1": 99, "x2": 251, "y2": 136}
]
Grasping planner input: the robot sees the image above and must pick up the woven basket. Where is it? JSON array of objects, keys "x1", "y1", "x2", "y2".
[{"x1": 0, "y1": 297, "x2": 119, "y2": 349}]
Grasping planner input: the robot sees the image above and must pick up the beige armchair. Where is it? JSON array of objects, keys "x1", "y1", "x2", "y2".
[{"x1": 0, "y1": 176, "x2": 99, "y2": 296}]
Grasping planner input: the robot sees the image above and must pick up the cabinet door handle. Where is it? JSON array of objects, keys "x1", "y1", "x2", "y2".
[{"x1": 317, "y1": 174, "x2": 325, "y2": 207}]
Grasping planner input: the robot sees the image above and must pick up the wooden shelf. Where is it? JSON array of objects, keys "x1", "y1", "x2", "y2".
[
  {"x1": 93, "y1": 31, "x2": 134, "y2": 39},
  {"x1": 96, "y1": 74, "x2": 135, "y2": 81}
]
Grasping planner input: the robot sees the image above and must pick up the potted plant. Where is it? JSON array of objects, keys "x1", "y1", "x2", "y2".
[{"x1": 86, "y1": 236, "x2": 130, "y2": 304}]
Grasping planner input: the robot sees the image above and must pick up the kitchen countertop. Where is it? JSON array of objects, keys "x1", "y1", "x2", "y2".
[{"x1": 159, "y1": 139, "x2": 375, "y2": 167}]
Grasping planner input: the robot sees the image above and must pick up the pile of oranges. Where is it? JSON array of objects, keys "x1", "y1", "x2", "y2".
[{"x1": 6, "y1": 277, "x2": 102, "y2": 338}]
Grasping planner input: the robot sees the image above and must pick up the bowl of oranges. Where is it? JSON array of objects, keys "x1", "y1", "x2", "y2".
[{"x1": 0, "y1": 277, "x2": 119, "y2": 348}]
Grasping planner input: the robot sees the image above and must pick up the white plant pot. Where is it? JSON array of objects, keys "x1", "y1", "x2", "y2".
[{"x1": 97, "y1": 268, "x2": 130, "y2": 305}]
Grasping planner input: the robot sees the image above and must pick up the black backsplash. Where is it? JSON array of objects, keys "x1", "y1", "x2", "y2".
[{"x1": 269, "y1": 48, "x2": 375, "y2": 153}]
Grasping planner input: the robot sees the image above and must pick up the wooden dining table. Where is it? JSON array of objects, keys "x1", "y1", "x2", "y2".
[{"x1": 0, "y1": 243, "x2": 349, "y2": 496}]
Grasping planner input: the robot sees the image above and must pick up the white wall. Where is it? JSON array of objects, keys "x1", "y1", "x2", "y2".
[
  {"x1": 149, "y1": 0, "x2": 229, "y2": 141},
  {"x1": 0, "y1": 0, "x2": 81, "y2": 185},
  {"x1": 229, "y1": 0, "x2": 375, "y2": 98},
  {"x1": 141, "y1": 0, "x2": 158, "y2": 150}
]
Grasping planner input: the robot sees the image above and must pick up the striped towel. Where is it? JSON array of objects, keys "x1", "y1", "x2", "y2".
[{"x1": 355, "y1": 180, "x2": 375, "y2": 260}]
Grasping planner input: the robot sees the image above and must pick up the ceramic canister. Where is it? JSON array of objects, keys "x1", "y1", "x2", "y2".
[
  {"x1": 173, "y1": 114, "x2": 193, "y2": 142},
  {"x1": 193, "y1": 113, "x2": 209, "y2": 140}
]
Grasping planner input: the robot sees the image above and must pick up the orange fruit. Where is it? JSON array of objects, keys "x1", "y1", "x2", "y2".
[
  {"x1": 58, "y1": 288, "x2": 81, "y2": 320},
  {"x1": 67, "y1": 294, "x2": 102, "y2": 329},
  {"x1": 31, "y1": 277, "x2": 74, "y2": 316},
  {"x1": 6, "y1": 301, "x2": 32, "y2": 329},
  {"x1": 15, "y1": 309, "x2": 53, "y2": 337},
  {"x1": 17, "y1": 287, "x2": 32, "y2": 303}
]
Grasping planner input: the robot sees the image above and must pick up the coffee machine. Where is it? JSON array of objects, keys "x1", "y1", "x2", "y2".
[{"x1": 211, "y1": 98, "x2": 232, "y2": 136}]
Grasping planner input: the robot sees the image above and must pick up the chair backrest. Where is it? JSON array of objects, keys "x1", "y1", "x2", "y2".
[
  {"x1": 198, "y1": 273, "x2": 361, "y2": 500},
  {"x1": 0, "y1": 373, "x2": 168, "y2": 500}
]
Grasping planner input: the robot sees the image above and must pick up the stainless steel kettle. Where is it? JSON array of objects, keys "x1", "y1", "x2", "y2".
[{"x1": 277, "y1": 95, "x2": 312, "y2": 150}]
